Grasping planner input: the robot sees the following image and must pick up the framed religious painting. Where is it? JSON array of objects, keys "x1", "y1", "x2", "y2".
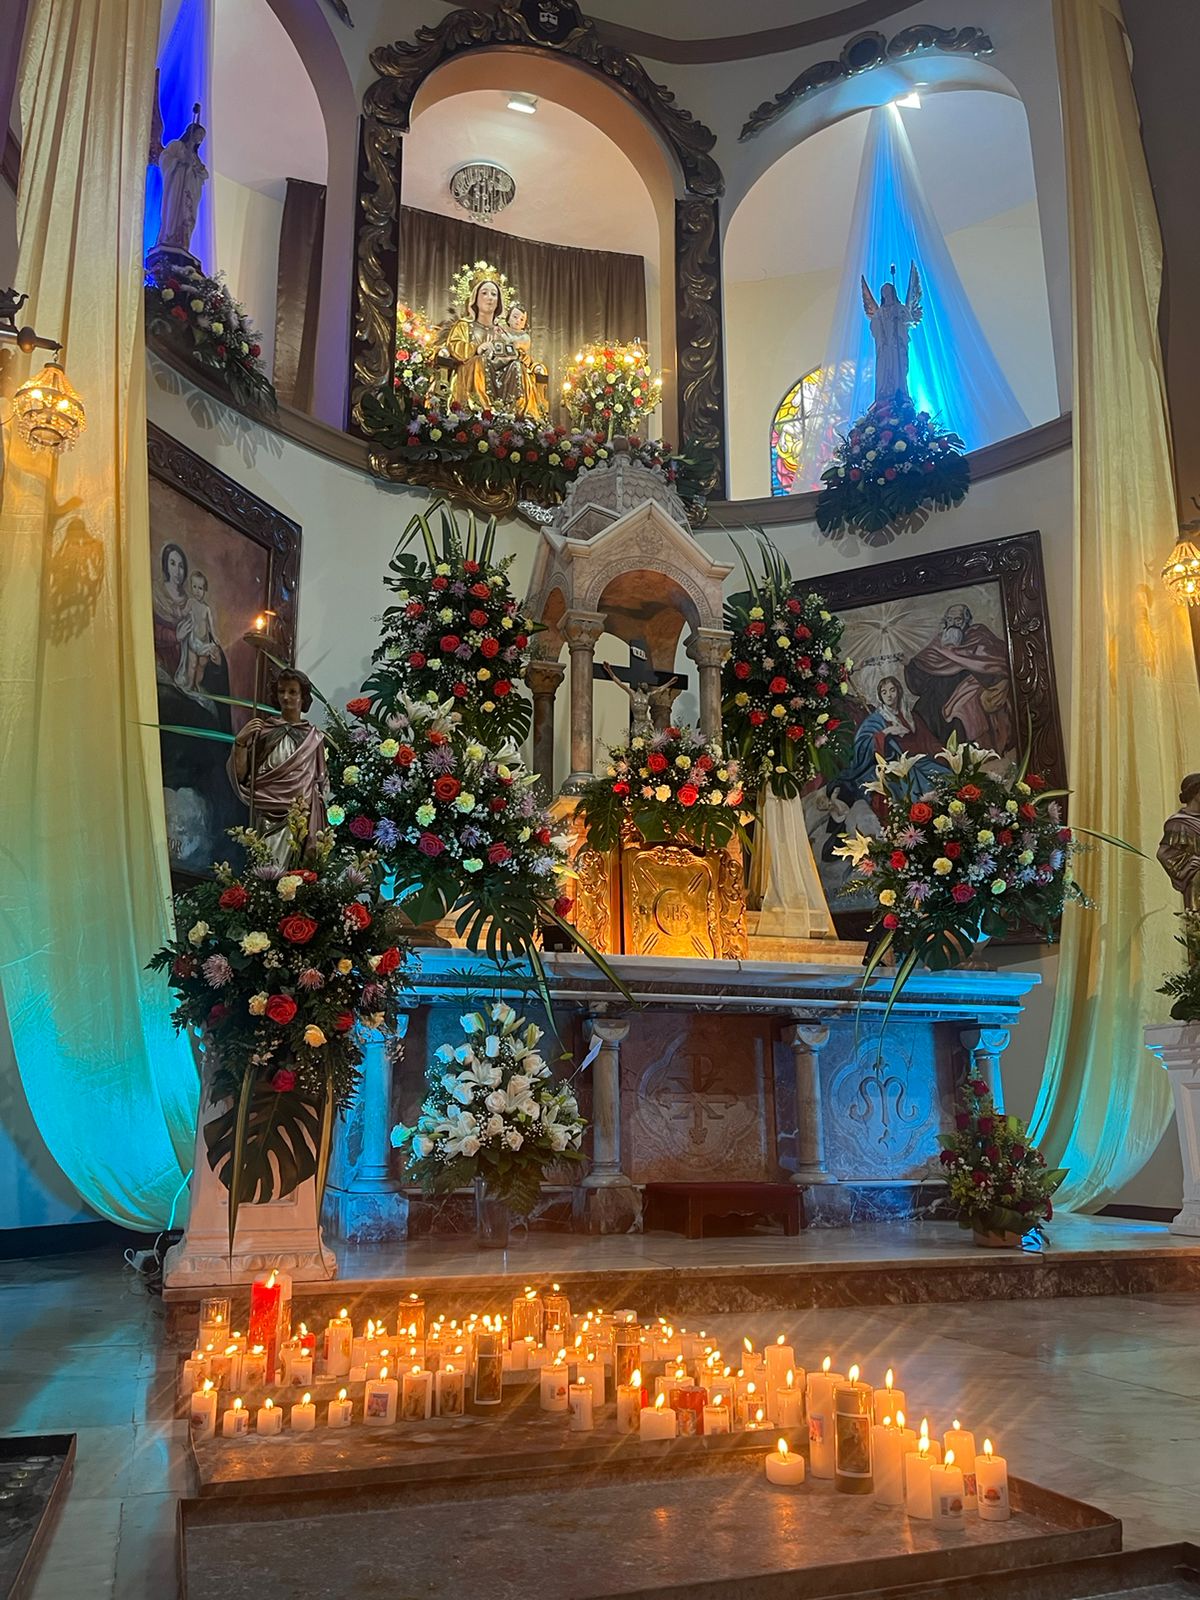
[
  {"x1": 147, "y1": 423, "x2": 300, "y2": 881},
  {"x1": 800, "y1": 531, "x2": 1066, "y2": 940}
]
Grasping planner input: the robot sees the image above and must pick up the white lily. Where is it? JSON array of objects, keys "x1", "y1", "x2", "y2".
[{"x1": 832, "y1": 831, "x2": 876, "y2": 867}]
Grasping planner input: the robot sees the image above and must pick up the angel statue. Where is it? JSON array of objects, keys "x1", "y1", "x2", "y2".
[
  {"x1": 861, "y1": 262, "x2": 923, "y2": 405},
  {"x1": 602, "y1": 662, "x2": 679, "y2": 740}
]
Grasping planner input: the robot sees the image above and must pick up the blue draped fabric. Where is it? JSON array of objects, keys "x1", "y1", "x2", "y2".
[
  {"x1": 144, "y1": 0, "x2": 213, "y2": 269},
  {"x1": 792, "y1": 104, "x2": 1029, "y2": 492}
]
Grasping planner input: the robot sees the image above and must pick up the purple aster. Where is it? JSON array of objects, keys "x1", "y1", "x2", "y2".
[
  {"x1": 454, "y1": 643, "x2": 472, "y2": 660},
  {"x1": 375, "y1": 818, "x2": 400, "y2": 849},
  {"x1": 253, "y1": 864, "x2": 282, "y2": 881},
  {"x1": 406, "y1": 418, "x2": 423, "y2": 437},
  {"x1": 450, "y1": 582, "x2": 467, "y2": 598},
  {"x1": 897, "y1": 825, "x2": 925, "y2": 848},
  {"x1": 349, "y1": 723, "x2": 370, "y2": 746},
  {"x1": 515, "y1": 791, "x2": 537, "y2": 817},
  {"x1": 424, "y1": 744, "x2": 456, "y2": 773},
  {"x1": 905, "y1": 880, "x2": 932, "y2": 903},
  {"x1": 203, "y1": 953, "x2": 233, "y2": 987},
  {"x1": 298, "y1": 967, "x2": 325, "y2": 990},
  {"x1": 461, "y1": 825, "x2": 485, "y2": 848},
  {"x1": 341, "y1": 866, "x2": 368, "y2": 889},
  {"x1": 381, "y1": 774, "x2": 405, "y2": 798},
  {"x1": 361, "y1": 982, "x2": 385, "y2": 1009}
]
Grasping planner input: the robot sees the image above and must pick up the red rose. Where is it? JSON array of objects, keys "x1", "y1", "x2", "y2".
[
  {"x1": 786, "y1": 725, "x2": 804, "y2": 740},
  {"x1": 375, "y1": 946, "x2": 402, "y2": 974},
  {"x1": 489, "y1": 796, "x2": 507, "y2": 812},
  {"x1": 395, "y1": 744, "x2": 416, "y2": 766},
  {"x1": 480, "y1": 637, "x2": 500, "y2": 659},
  {"x1": 218, "y1": 884, "x2": 248, "y2": 910},
  {"x1": 171, "y1": 954, "x2": 196, "y2": 979},
  {"x1": 433, "y1": 775, "x2": 461, "y2": 803},
  {"x1": 951, "y1": 883, "x2": 975, "y2": 904},
  {"x1": 348, "y1": 815, "x2": 375, "y2": 840},
  {"x1": 815, "y1": 682, "x2": 829, "y2": 697},
  {"x1": 428, "y1": 730, "x2": 447, "y2": 746},
  {"x1": 1020, "y1": 803, "x2": 1038, "y2": 822},
  {"x1": 417, "y1": 832, "x2": 444, "y2": 857},
  {"x1": 265, "y1": 994, "x2": 297, "y2": 1025},
  {"x1": 795, "y1": 625, "x2": 812, "y2": 641},
  {"x1": 647, "y1": 752, "x2": 669, "y2": 774},
  {"x1": 535, "y1": 827, "x2": 552, "y2": 845},
  {"x1": 333, "y1": 1011, "x2": 355, "y2": 1033},
  {"x1": 884, "y1": 467, "x2": 897, "y2": 481},
  {"x1": 970, "y1": 1079, "x2": 989, "y2": 1097},
  {"x1": 296, "y1": 869, "x2": 318, "y2": 883},
  {"x1": 493, "y1": 681, "x2": 511, "y2": 697},
  {"x1": 515, "y1": 634, "x2": 529, "y2": 649},
  {"x1": 408, "y1": 652, "x2": 427, "y2": 669},
  {"x1": 463, "y1": 560, "x2": 480, "y2": 575},
  {"x1": 797, "y1": 656, "x2": 812, "y2": 672},
  {"x1": 889, "y1": 851, "x2": 907, "y2": 869},
  {"x1": 270, "y1": 1068, "x2": 296, "y2": 1092},
  {"x1": 826, "y1": 718, "x2": 840, "y2": 732},
  {"x1": 849, "y1": 468, "x2": 862, "y2": 481},
  {"x1": 747, "y1": 621, "x2": 766, "y2": 638},
  {"x1": 440, "y1": 635, "x2": 461, "y2": 653},
  {"x1": 944, "y1": 841, "x2": 962, "y2": 859},
  {"x1": 1027, "y1": 773, "x2": 1047, "y2": 790},
  {"x1": 279, "y1": 914, "x2": 319, "y2": 945},
  {"x1": 940, "y1": 1148, "x2": 956, "y2": 1167},
  {"x1": 406, "y1": 601, "x2": 425, "y2": 617},
  {"x1": 553, "y1": 896, "x2": 574, "y2": 918},
  {"x1": 978, "y1": 1116, "x2": 994, "y2": 1135},
  {"x1": 955, "y1": 1111, "x2": 971, "y2": 1130},
  {"x1": 678, "y1": 784, "x2": 699, "y2": 807},
  {"x1": 786, "y1": 598, "x2": 802, "y2": 615},
  {"x1": 170, "y1": 304, "x2": 189, "y2": 322},
  {"x1": 1057, "y1": 827, "x2": 1073, "y2": 843},
  {"x1": 487, "y1": 842, "x2": 511, "y2": 865},
  {"x1": 470, "y1": 582, "x2": 491, "y2": 599},
  {"x1": 733, "y1": 661, "x2": 751, "y2": 680},
  {"x1": 344, "y1": 901, "x2": 371, "y2": 930},
  {"x1": 431, "y1": 576, "x2": 449, "y2": 591},
  {"x1": 345, "y1": 696, "x2": 371, "y2": 717},
  {"x1": 454, "y1": 430, "x2": 468, "y2": 444},
  {"x1": 957, "y1": 784, "x2": 983, "y2": 802},
  {"x1": 452, "y1": 682, "x2": 468, "y2": 699},
  {"x1": 469, "y1": 609, "x2": 488, "y2": 627},
  {"x1": 769, "y1": 676, "x2": 789, "y2": 695},
  {"x1": 999, "y1": 829, "x2": 1014, "y2": 846},
  {"x1": 612, "y1": 781, "x2": 630, "y2": 796},
  {"x1": 249, "y1": 343, "x2": 261, "y2": 359},
  {"x1": 882, "y1": 913, "x2": 900, "y2": 930},
  {"x1": 695, "y1": 755, "x2": 714, "y2": 772},
  {"x1": 749, "y1": 710, "x2": 767, "y2": 726},
  {"x1": 909, "y1": 802, "x2": 934, "y2": 824}
]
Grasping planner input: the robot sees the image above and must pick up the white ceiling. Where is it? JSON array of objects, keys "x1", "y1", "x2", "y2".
[
  {"x1": 401, "y1": 90, "x2": 660, "y2": 261},
  {"x1": 210, "y1": 0, "x2": 328, "y2": 195},
  {"x1": 724, "y1": 91, "x2": 1040, "y2": 282}
]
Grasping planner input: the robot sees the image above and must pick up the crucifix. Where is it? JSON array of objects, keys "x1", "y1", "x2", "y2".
[{"x1": 596, "y1": 639, "x2": 685, "y2": 739}]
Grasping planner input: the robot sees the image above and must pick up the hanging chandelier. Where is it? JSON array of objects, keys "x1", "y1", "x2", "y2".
[
  {"x1": 1163, "y1": 532, "x2": 1200, "y2": 607},
  {"x1": 449, "y1": 163, "x2": 516, "y2": 226},
  {"x1": 1, "y1": 285, "x2": 86, "y2": 454}
]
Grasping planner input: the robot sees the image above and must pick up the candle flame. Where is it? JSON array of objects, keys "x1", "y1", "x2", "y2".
[
  {"x1": 525, "y1": 1287, "x2": 536, "y2": 1300},
  {"x1": 785, "y1": 1369, "x2": 795, "y2": 1388},
  {"x1": 778, "y1": 1437, "x2": 788, "y2": 1457},
  {"x1": 267, "y1": 1269, "x2": 277, "y2": 1288},
  {"x1": 883, "y1": 1414, "x2": 892, "y2": 1428},
  {"x1": 776, "y1": 1334, "x2": 785, "y2": 1346},
  {"x1": 822, "y1": 1356, "x2": 831, "y2": 1374},
  {"x1": 631, "y1": 1369, "x2": 642, "y2": 1387},
  {"x1": 338, "y1": 1389, "x2": 347, "y2": 1402},
  {"x1": 299, "y1": 1322, "x2": 308, "y2": 1337},
  {"x1": 410, "y1": 1292, "x2": 420, "y2": 1301},
  {"x1": 202, "y1": 1379, "x2": 214, "y2": 1393},
  {"x1": 713, "y1": 1393, "x2": 723, "y2": 1407},
  {"x1": 233, "y1": 1398, "x2": 243, "y2": 1411},
  {"x1": 264, "y1": 1398, "x2": 274, "y2": 1410},
  {"x1": 225, "y1": 1344, "x2": 238, "y2": 1356},
  {"x1": 302, "y1": 1392, "x2": 311, "y2": 1405},
  {"x1": 848, "y1": 1364, "x2": 860, "y2": 1384},
  {"x1": 413, "y1": 1365, "x2": 422, "y2": 1376},
  {"x1": 896, "y1": 1410, "x2": 906, "y2": 1429},
  {"x1": 553, "y1": 1283, "x2": 560, "y2": 1291},
  {"x1": 254, "y1": 614, "x2": 266, "y2": 632},
  {"x1": 381, "y1": 1366, "x2": 389, "y2": 1381},
  {"x1": 984, "y1": 1439, "x2": 994, "y2": 1460},
  {"x1": 945, "y1": 1449, "x2": 956, "y2": 1468},
  {"x1": 755, "y1": 1408, "x2": 764, "y2": 1423},
  {"x1": 953, "y1": 1418, "x2": 961, "y2": 1431},
  {"x1": 252, "y1": 1345, "x2": 263, "y2": 1355},
  {"x1": 743, "y1": 1337, "x2": 753, "y2": 1353},
  {"x1": 885, "y1": 1367, "x2": 894, "y2": 1389},
  {"x1": 655, "y1": 1393, "x2": 665, "y2": 1411},
  {"x1": 918, "y1": 1436, "x2": 930, "y2": 1458},
  {"x1": 920, "y1": 1417, "x2": 930, "y2": 1440}
]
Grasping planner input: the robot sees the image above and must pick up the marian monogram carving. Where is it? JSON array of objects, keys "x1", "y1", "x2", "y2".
[{"x1": 627, "y1": 1022, "x2": 772, "y2": 1181}]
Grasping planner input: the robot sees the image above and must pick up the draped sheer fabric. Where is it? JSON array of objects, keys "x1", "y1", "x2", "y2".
[
  {"x1": 791, "y1": 104, "x2": 1028, "y2": 493},
  {"x1": 0, "y1": 0, "x2": 198, "y2": 1228},
  {"x1": 1028, "y1": 0, "x2": 1197, "y2": 1209},
  {"x1": 399, "y1": 207, "x2": 647, "y2": 426}
]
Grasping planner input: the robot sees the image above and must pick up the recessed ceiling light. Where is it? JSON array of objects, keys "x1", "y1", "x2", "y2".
[
  {"x1": 895, "y1": 92, "x2": 921, "y2": 109},
  {"x1": 506, "y1": 94, "x2": 538, "y2": 115}
]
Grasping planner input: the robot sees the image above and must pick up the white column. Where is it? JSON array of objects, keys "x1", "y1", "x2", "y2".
[
  {"x1": 783, "y1": 1021, "x2": 835, "y2": 1184},
  {"x1": 526, "y1": 657, "x2": 565, "y2": 791},
  {"x1": 958, "y1": 1026, "x2": 1012, "y2": 1113},
  {"x1": 1145, "y1": 1022, "x2": 1200, "y2": 1236},
  {"x1": 582, "y1": 1012, "x2": 630, "y2": 1188},
  {"x1": 685, "y1": 628, "x2": 732, "y2": 743},
  {"x1": 562, "y1": 610, "x2": 606, "y2": 791}
]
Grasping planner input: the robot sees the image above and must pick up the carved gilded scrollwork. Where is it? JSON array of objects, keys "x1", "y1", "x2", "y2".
[
  {"x1": 366, "y1": 449, "x2": 523, "y2": 517},
  {"x1": 675, "y1": 198, "x2": 725, "y2": 492},
  {"x1": 574, "y1": 845, "x2": 618, "y2": 952},
  {"x1": 351, "y1": 119, "x2": 404, "y2": 429},
  {"x1": 717, "y1": 846, "x2": 749, "y2": 960}
]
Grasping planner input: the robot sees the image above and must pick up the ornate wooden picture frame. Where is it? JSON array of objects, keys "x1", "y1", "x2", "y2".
[
  {"x1": 147, "y1": 422, "x2": 301, "y2": 881},
  {"x1": 799, "y1": 530, "x2": 1066, "y2": 940}
]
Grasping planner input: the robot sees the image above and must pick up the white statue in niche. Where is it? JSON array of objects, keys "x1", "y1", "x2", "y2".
[
  {"x1": 156, "y1": 104, "x2": 209, "y2": 258},
  {"x1": 861, "y1": 261, "x2": 923, "y2": 404}
]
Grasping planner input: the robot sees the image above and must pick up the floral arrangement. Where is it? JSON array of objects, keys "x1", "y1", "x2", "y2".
[
  {"x1": 835, "y1": 737, "x2": 1078, "y2": 990},
  {"x1": 392, "y1": 304, "x2": 438, "y2": 402},
  {"x1": 1157, "y1": 914, "x2": 1200, "y2": 1022},
  {"x1": 937, "y1": 1076, "x2": 1065, "y2": 1245},
  {"x1": 721, "y1": 534, "x2": 853, "y2": 799},
  {"x1": 561, "y1": 341, "x2": 662, "y2": 438},
  {"x1": 576, "y1": 725, "x2": 746, "y2": 856},
  {"x1": 148, "y1": 826, "x2": 410, "y2": 1245},
  {"x1": 325, "y1": 697, "x2": 574, "y2": 954},
  {"x1": 361, "y1": 501, "x2": 534, "y2": 746},
  {"x1": 145, "y1": 260, "x2": 276, "y2": 412},
  {"x1": 392, "y1": 1002, "x2": 586, "y2": 1215},
  {"x1": 815, "y1": 394, "x2": 969, "y2": 537},
  {"x1": 358, "y1": 385, "x2": 680, "y2": 506}
]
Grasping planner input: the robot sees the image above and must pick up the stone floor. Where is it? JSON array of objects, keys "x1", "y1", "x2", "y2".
[{"x1": 2, "y1": 1236, "x2": 1199, "y2": 1598}]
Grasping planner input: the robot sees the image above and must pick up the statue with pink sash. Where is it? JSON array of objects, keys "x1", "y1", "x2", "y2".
[
  {"x1": 1158, "y1": 772, "x2": 1200, "y2": 966},
  {"x1": 227, "y1": 667, "x2": 328, "y2": 865}
]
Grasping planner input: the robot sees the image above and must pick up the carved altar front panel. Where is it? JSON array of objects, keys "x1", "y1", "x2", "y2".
[
  {"x1": 621, "y1": 1015, "x2": 776, "y2": 1183},
  {"x1": 817, "y1": 1019, "x2": 959, "y2": 1182}
]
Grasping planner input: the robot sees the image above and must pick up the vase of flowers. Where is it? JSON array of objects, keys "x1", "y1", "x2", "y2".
[
  {"x1": 145, "y1": 260, "x2": 276, "y2": 412},
  {"x1": 561, "y1": 341, "x2": 662, "y2": 439},
  {"x1": 148, "y1": 826, "x2": 411, "y2": 1250},
  {"x1": 815, "y1": 394, "x2": 969, "y2": 537},
  {"x1": 938, "y1": 1077, "x2": 1066, "y2": 1247},
  {"x1": 576, "y1": 725, "x2": 745, "y2": 855},
  {"x1": 392, "y1": 1003, "x2": 587, "y2": 1230}
]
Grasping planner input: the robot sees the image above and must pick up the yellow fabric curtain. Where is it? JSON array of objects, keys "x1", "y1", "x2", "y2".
[
  {"x1": 0, "y1": 0, "x2": 198, "y2": 1227},
  {"x1": 1029, "y1": 0, "x2": 1199, "y2": 1208}
]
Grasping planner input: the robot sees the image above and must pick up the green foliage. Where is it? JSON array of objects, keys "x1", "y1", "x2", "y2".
[
  {"x1": 937, "y1": 1076, "x2": 1066, "y2": 1243},
  {"x1": 1158, "y1": 914, "x2": 1200, "y2": 1021}
]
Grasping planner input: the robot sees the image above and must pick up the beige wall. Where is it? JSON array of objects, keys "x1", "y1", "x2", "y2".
[{"x1": 212, "y1": 172, "x2": 284, "y2": 377}]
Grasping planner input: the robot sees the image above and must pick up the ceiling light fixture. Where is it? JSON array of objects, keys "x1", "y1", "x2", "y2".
[
  {"x1": 506, "y1": 94, "x2": 538, "y2": 115},
  {"x1": 449, "y1": 162, "x2": 517, "y2": 226},
  {"x1": 895, "y1": 92, "x2": 922, "y2": 109},
  {"x1": 0, "y1": 285, "x2": 86, "y2": 454}
]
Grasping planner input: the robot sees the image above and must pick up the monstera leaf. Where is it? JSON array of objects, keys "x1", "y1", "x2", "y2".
[{"x1": 204, "y1": 1087, "x2": 323, "y2": 1210}]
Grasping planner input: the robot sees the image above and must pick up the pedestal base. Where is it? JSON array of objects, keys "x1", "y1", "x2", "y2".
[
  {"x1": 322, "y1": 1187, "x2": 410, "y2": 1246},
  {"x1": 1145, "y1": 1021, "x2": 1200, "y2": 1237},
  {"x1": 575, "y1": 1181, "x2": 642, "y2": 1235}
]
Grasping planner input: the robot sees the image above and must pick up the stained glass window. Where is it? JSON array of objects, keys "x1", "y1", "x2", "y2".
[{"x1": 769, "y1": 368, "x2": 822, "y2": 496}]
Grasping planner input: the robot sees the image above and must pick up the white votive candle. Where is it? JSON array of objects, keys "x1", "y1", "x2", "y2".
[
  {"x1": 290, "y1": 1391, "x2": 317, "y2": 1433},
  {"x1": 905, "y1": 1439, "x2": 934, "y2": 1519},
  {"x1": 765, "y1": 1436, "x2": 806, "y2": 1486},
  {"x1": 640, "y1": 1394, "x2": 677, "y2": 1440},
  {"x1": 568, "y1": 1381, "x2": 594, "y2": 1432},
  {"x1": 221, "y1": 1397, "x2": 249, "y2": 1439},
  {"x1": 179, "y1": 1352, "x2": 208, "y2": 1400},
  {"x1": 540, "y1": 1364, "x2": 570, "y2": 1412},
  {"x1": 240, "y1": 1345, "x2": 268, "y2": 1390},
  {"x1": 256, "y1": 1397, "x2": 283, "y2": 1437},
  {"x1": 616, "y1": 1370, "x2": 644, "y2": 1434},
  {"x1": 364, "y1": 1367, "x2": 398, "y2": 1426},
  {"x1": 435, "y1": 1365, "x2": 465, "y2": 1417},
  {"x1": 324, "y1": 1309, "x2": 353, "y2": 1378},
  {"x1": 873, "y1": 1368, "x2": 907, "y2": 1425},
  {"x1": 327, "y1": 1388, "x2": 353, "y2": 1428},
  {"x1": 281, "y1": 1344, "x2": 314, "y2": 1389},
  {"x1": 806, "y1": 1359, "x2": 845, "y2": 1480},
  {"x1": 702, "y1": 1393, "x2": 731, "y2": 1435},
  {"x1": 930, "y1": 1449, "x2": 966, "y2": 1531},
  {"x1": 764, "y1": 1337, "x2": 795, "y2": 1392},
  {"x1": 189, "y1": 1380, "x2": 218, "y2": 1442},
  {"x1": 401, "y1": 1367, "x2": 433, "y2": 1421},
  {"x1": 872, "y1": 1415, "x2": 911, "y2": 1507},
  {"x1": 774, "y1": 1369, "x2": 804, "y2": 1430},
  {"x1": 581, "y1": 1352, "x2": 605, "y2": 1407},
  {"x1": 943, "y1": 1420, "x2": 978, "y2": 1506},
  {"x1": 976, "y1": 1439, "x2": 1010, "y2": 1521}
]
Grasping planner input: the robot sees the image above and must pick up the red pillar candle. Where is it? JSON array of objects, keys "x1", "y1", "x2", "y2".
[
  {"x1": 671, "y1": 1384, "x2": 707, "y2": 1436},
  {"x1": 248, "y1": 1269, "x2": 292, "y2": 1380}
]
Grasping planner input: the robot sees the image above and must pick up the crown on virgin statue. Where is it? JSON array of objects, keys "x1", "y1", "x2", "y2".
[{"x1": 451, "y1": 259, "x2": 518, "y2": 316}]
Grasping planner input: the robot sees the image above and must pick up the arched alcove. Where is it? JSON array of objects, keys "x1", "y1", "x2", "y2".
[{"x1": 723, "y1": 63, "x2": 1059, "y2": 500}]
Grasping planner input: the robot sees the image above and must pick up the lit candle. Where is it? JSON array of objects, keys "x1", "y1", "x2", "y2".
[
  {"x1": 905, "y1": 1435, "x2": 934, "y2": 1519},
  {"x1": 834, "y1": 1370, "x2": 873, "y2": 1495},
  {"x1": 365, "y1": 1346, "x2": 390, "y2": 1382},
  {"x1": 256, "y1": 1397, "x2": 283, "y2": 1437},
  {"x1": 248, "y1": 1268, "x2": 291, "y2": 1381},
  {"x1": 208, "y1": 1344, "x2": 241, "y2": 1393},
  {"x1": 702, "y1": 1392, "x2": 731, "y2": 1435},
  {"x1": 943, "y1": 1419, "x2": 978, "y2": 1507},
  {"x1": 540, "y1": 1360, "x2": 570, "y2": 1413},
  {"x1": 639, "y1": 1391, "x2": 677, "y2": 1441},
  {"x1": 919, "y1": 1416, "x2": 943, "y2": 1463},
  {"x1": 179, "y1": 1350, "x2": 209, "y2": 1400},
  {"x1": 324, "y1": 1309, "x2": 353, "y2": 1378},
  {"x1": 401, "y1": 1292, "x2": 426, "y2": 1343},
  {"x1": 670, "y1": 1382, "x2": 707, "y2": 1437},
  {"x1": 473, "y1": 1320, "x2": 504, "y2": 1408},
  {"x1": 807, "y1": 1357, "x2": 845, "y2": 1480},
  {"x1": 873, "y1": 1367, "x2": 907, "y2": 1425},
  {"x1": 240, "y1": 1345, "x2": 268, "y2": 1391},
  {"x1": 512, "y1": 1287, "x2": 545, "y2": 1346},
  {"x1": 580, "y1": 1351, "x2": 606, "y2": 1408},
  {"x1": 774, "y1": 1369, "x2": 804, "y2": 1430},
  {"x1": 297, "y1": 1322, "x2": 317, "y2": 1356},
  {"x1": 350, "y1": 1318, "x2": 379, "y2": 1372},
  {"x1": 930, "y1": 1448, "x2": 966, "y2": 1531},
  {"x1": 327, "y1": 1388, "x2": 353, "y2": 1428},
  {"x1": 364, "y1": 1365, "x2": 398, "y2": 1426},
  {"x1": 545, "y1": 1285, "x2": 572, "y2": 1343},
  {"x1": 290, "y1": 1391, "x2": 317, "y2": 1433},
  {"x1": 764, "y1": 1334, "x2": 795, "y2": 1392},
  {"x1": 741, "y1": 1337, "x2": 764, "y2": 1379},
  {"x1": 199, "y1": 1296, "x2": 230, "y2": 1350},
  {"x1": 616, "y1": 1368, "x2": 644, "y2": 1433},
  {"x1": 736, "y1": 1380, "x2": 764, "y2": 1429},
  {"x1": 976, "y1": 1438, "x2": 1010, "y2": 1521},
  {"x1": 568, "y1": 1381, "x2": 594, "y2": 1432},
  {"x1": 221, "y1": 1396, "x2": 249, "y2": 1439},
  {"x1": 765, "y1": 1435, "x2": 806, "y2": 1486},
  {"x1": 189, "y1": 1380, "x2": 218, "y2": 1442},
  {"x1": 873, "y1": 1411, "x2": 915, "y2": 1507},
  {"x1": 435, "y1": 1364, "x2": 465, "y2": 1418},
  {"x1": 402, "y1": 1366, "x2": 433, "y2": 1421}
]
